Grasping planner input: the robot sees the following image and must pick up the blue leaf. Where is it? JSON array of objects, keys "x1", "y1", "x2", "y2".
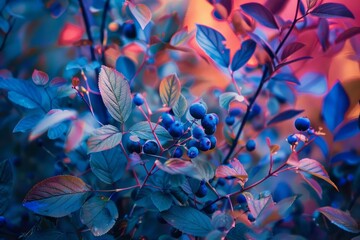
[
  {"x1": 297, "y1": 73, "x2": 327, "y2": 95},
  {"x1": 267, "y1": 109, "x2": 304, "y2": 126},
  {"x1": 314, "y1": 136, "x2": 329, "y2": 158},
  {"x1": 115, "y1": 56, "x2": 136, "y2": 81},
  {"x1": 48, "y1": 123, "x2": 67, "y2": 140},
  {"x1": 322, "y1": 81, "x2": 350, "y2": 132},
  {"x1": 331, "y1": 151, "x2": 359, "y2": 165},
  {"x1": 196, "y1": 24, "x2": 230, "y2": 68},
  {"x1": 241, "y1": 3, "x2": 278, "y2": 29},
  {"x1": 271, "y1": 73, "x2": 300, "y2": 85},
  {"x1": 248, "y1": 32, "x2": 275, "y2": 59},
  {"x1": 231, "y1": 39, "x2": 256, "y2": 71},
  {"x1": 0, "y1": 160, "x2": 13, "y2": 215},
  {"x1": 334, "y1": 119, "x2": 360, "y2": 142},
  {"x1": 310, "y1": 3, "x2": 354, "y2": 19},
  {"x1": 13, "y1": 114, "x2": 43, "y2": 133},
  {"x1": 151, "y1": 191, "x2": 173, "y2": 212},
  {"x1": 317, "y1": 18, "x2": 329, "y2": 52},
  {"x1": 226, "y1": 223, "x2": 254, "y2": 240}
]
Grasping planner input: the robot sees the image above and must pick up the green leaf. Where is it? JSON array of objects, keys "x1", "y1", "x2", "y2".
[
  {"x1": 161, "y1": 206, "x2": 214, "y2": 237},
  {"x1": 159, "y1": 74, "x2": 181, "y2": 108},
  {"x1": 87, "y1": 125, "x2": 122, "y2": 153},
  {"x1": 80, "y1": 196, "x2": 119, "y2": 236},
  {"x1": 219, "y1": 92, "x2": 244, "y2": 110},
  {"x1": 226, "y1": 223, "x2": 254, "y2": 240},
  {"x1": 23, "y1": 175, "x2": 91, "y2": 217},
  {"x1": 151, "y1": 191, "x2": 173, "y2": 212},
  {"x1": 99, "y1": 66, "x2": 132, "y2": 123},
  {"x1": 0, "y1": 160, "x2": 13, "y2": 215},
  {"x1": 130, "y1": 121, "x2": 172, "y2": 144},
  {"x1": 173, "y1": 94, "x2": 187, "y2": 118},
  {"x1": 317, "y1": 206, "x2": 360, "y2": 233},
  {"x1": 90, "y1": 147, "x2": 127, "y2": 184}
]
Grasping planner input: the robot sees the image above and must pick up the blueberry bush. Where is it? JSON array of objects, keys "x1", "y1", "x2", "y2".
[{"x1": 0, "y1": 0, "x2": 360, "y2": 239}]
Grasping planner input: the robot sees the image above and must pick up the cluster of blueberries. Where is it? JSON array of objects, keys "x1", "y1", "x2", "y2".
[{"x1": 287, "y1": 117, "x2": 311, "y2": 145}]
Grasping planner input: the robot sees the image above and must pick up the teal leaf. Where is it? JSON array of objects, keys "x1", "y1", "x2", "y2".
[
  {"x1": 90, "y1": 147, "x2": 127, "y2": 184},
  {"x1": 87, "y1": 125, "x2": 123, "y2": 153},
  {"x1": 115, "y1": 56, "x2": 136, "y2": 81},
  {"x1": 23, "y1": 175, "x2": 91, "y2": 217},
  {"x1": 151, "y1": 191, "x2": 173, "y2": 212},
  {"x1": 211, "y1": 213, "x2": 234, "y2": 231},
  {"x1": 99, "y1": 66, "x2": 132, "y2": 123},
  {"x1": 317, "y1": 206, "x2": 360, "y2": 233},
  {"x1": 13, "y1": 114, "x2": 43, "y2": 133},
  {"x1": 32, "y1": 69, "x2": 49, "y2": 86},
  {"x1": 80, "y1": 196, "x2": 119, "y2": 236},
  {"x1": 0, "y1": 160, "x2": 13, "y2": 215},
  {"x1": 130, "y1": 121, "x2": 172, "y2": 144},
  {"x1": 226, "y1": 223, "x2": 254, "y2": 240},
  {"x1": 173, "y1": 94, "x2": 188, "y2": 118},
  {"x1": 219, "y1": 92, "x2": 245, "y2": 110},
  {"x1": 161, "y1": 206, "x2": 213, "y2": 237},
  {"x1": 47, "y1": 123, "x2": 67, "y2": 140}
]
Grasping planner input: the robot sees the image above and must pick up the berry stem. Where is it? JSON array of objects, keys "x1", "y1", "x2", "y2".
[{"x1": 100, "y1": 0, "x2": 111, "y2": 64}]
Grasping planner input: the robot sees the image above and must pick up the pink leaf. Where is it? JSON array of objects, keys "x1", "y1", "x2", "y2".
[
  {"x1": 215, "y1": 158, "x2": 248, "y2": 187},
  {"x1": 65, "y1": 120, "x2": 85, "y2": 152},
  {"x1": 32, "y1": 69, "x2": 49, "y2": 86},
  {"x1": 317, "y1": 206, "x2": 360, "y2": 233},
  {"x1": 128, "y1": 3, "x2": 152, "y2": 30}
]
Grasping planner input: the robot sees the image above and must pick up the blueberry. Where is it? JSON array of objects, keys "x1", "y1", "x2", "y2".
[
  {"x1": 247, "y1": 213, "x2": 255, "y2": 222},
  {"x1": 192, "y1": 126, "x2": 205, "y2": 139},
  {"x1": 204, "y1": 126, "x2": 216, "y2": 135},
  {"x1": 229, "y1": 108, "x2": 242, "y2": 117},
  {"x1": 195, "y1": 184, "x2": 208, "y2": 198},
  {"x1": 204, "y1": 201, "x2": 217, "y2": 214},
  {"x1": 143, "y1": 140, "x2": 159, "y2": 155},
  {"x1": 245, "y1": 139, "x2": 256, "y2": 152},
  {"x1": 201, "y1": 114, "x2": 217, "y2": 130},
  {"x1": 249, "y1": 103, "x2": 261, "y2": 119},
  {"x1": 198, "y1": 137, "x2": 211, "y2": 151},
  {"x1": 161, "y1": 113, "x2": 175, "y2": 129},
  {"x1": 189, "y1": 102, "x2": 207, "y2": 119},
  {"x1": 157, "y1": 213, "x2": 167, "y2": 224},
  {"x1": 295, "y1": 117, "x2": 310, "y2": 131},
  {"x1": 236, "y1": 194, "x2": 247, "y2": 204},
  {"x1": 0, "y1": 216, "x2": 6, "y2": 227},
  {"x1": 127, "y1": 138, "x2": 142, "y2": 153},
  {"x1": 287, "y1": 134, "x2": 298, "y2": 145},
  {"x1": 133, "y1": 93, "x2": 144, "y2": 106},
  {"x1": 173, "y1": 147, "x2": 183, "y2": 158},
  {"x1": 187, "y1": 147, "x2": 199, "y2": 158},
  {"x1": 168, "y1": 121, "x2": 184, "y2": 138},
  {"x1": 212, "y1": 113, "x2": 219, "y2": 125},
  {"x1": 225, "y1": 116, "x2": 235, "y2": 126},
  {"x1": 187, "y1": 139, "x2": 199, "y2": 148},
  {"x1": 207, "y1": 135, "x2": 217, "y2": 149},
  {"x1": 170, "y1": 228, "x2": 183, "y2": 238},
  {"x1": 122, "y1": 22, "x2": 137, "y2": 39}
]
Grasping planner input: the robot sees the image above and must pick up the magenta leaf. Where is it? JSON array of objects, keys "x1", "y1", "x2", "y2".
[
  {"x1": 300, "y1": 172, "x2": 323, "y2": 199},
  {"x1": 267, "y1": 109, "x2": 304, "y2": 126},
  {"x1": 310, "y1": 3, "x2": 354, "y2": 19},
  {"x1": 231, "y1": 39, "x2": 257, "y2": 71},
  {"x1": 32, "y1": 69, "x2": 49, "y2": 86},
  {"x1": 281, "y1": 42, "x2": 305, "y2": 60},
  {"x1": 215, "y1": 159, "x2": 248, "y2": 187},
  {"x1": 335, "y1": 27, "x2": 360, "y2": 44},
  {"x1": 317, "y1": 18, "x2": 329, "y2": 52},
  {"x1": 241, "y1": 3, "x2": 278, "y2": 29},
  {"x1": 87, "y1": 125, "x2": 122, "y2": 153},
  {"x1": 317, "y1": 206, "x2": 360, "y2": 233},
  {"x1": 128, "y1": 3, "x2": 152, "y2": 30}
]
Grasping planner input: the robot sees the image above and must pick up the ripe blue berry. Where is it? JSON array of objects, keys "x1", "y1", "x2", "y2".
[
  {"x1": 143, "y1": 140, "x2": 159, "y2": 155},
  {"x1": 171, "y1": 228, "x2": 183, "y2": 238},
  {"x1": 168, "y1": 121, "x2": 184, "y2": 138},
  {"x1": 225, "y1": 116, "x2": 235, "y2": 126},
  {"x1": 187, "y1": 139, "x2": 199, "y2": 148},
  {"x1": 122, "y1": 22, "x2": 137, "y2": 39},
  {"x1": 133, "y1": 93, "x2": 144, "y2": 106},
  {"x1": 173, "y1": 147, "x2": 183, "y2": 158},
  {"x1": 189, "y1": 102, "x2": 207, "y2": 119},
  {"x1": 247, "y1": 213, "x2": 255, "y2": 222},
  {"x1": 249, "y1": 103, "x2": 261, "y2": 119},
  {"x1": 295, "y1": 117, "x2": 310, "y2": 131},
  {"x1": 207, "y1": 135, "x2": 217, "y2": 149},
  {"x1": 192, "y1": 126, "x2": 205, "y2": 139},
  {"x1": 162, "y1": 113, "x2": 175, "y2": 129},
  {"x1": 187, "y1": 147, "x2": 199, "y2": 158},
  {"x1": 204, "y1": 201, "x2": 217, "y2": 214},
  {"x1": 287, "y1": 134, "x2": 298, "y2": 145},
  {"x1": 127, "y1": 138, "x2": 142, "y2": 153},
  {"x1": 204, "y1": 126, "x2": 216, "y2": 135},
  {"x1": 198, "y1": 137, "x2": 211, "y2": 151},
  {"x1": 229, "y1": 108, "x2": 242, "y2": 117},
  {"x1": 201, "y1": 114, "x2": 217, "y2": 130},
  {"x1": 195, "y1": 184, "x2": 208, "y2": 198},
  {"x1": 236, "y1": 194, "x2": 247, "y2": 204},
  {"x1": 246, "y1": 139, "x2": 256, "y2": 152},
  {"x1": 217, "y1": 178, "x2": 226, "y2": 186},
  {"x1": 212, "y1": 113, "x2": 219, "y2": 125}
]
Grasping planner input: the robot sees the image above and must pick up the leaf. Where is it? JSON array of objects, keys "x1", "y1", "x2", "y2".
[
  {"x1": 267, "y1": 109, "x2": 304, "y2": 126},
  {"x1": 192, "y1": 158, "x2": 215, "y2": 182},
  {"x1": 173, "y1": 94, "x2": 187, "y2": 118},
  {"x1": 161, "y1": 206, "x2": 213, "y2": 237},
  {"x1": 90, "y1": 147, "x2": 127, "y2": 184},
  {"x1": 335, "y1": 27, "x2": 360, "y2": 44},
  {"x1": 13, "y1": 114, "x2": 43, "y2": 133},
  {"x1": 115, "y1": 56, "x2": 136, "y2": 81},
  {"x1": 48, "y1": 123, "x2": 67, "y2": 140},
  {"x1": 231, "y1": 39, "x2": 257, "y2": 71},
  {"x1": 247, "y1": 195, "x2": 274, "y2": 218},
  {"x1": 297, "y1": 72, "x2": 327, "y2": 95},
  {"x1": 219, "y1": 92, "x2": 245, "y2": 110},
  {"x1": 300, "y1": 172, "x2": 323, "y2": 199},
  {"x1": 128, "y1": 3, "x2": 152, "y2": 30},
  {"x1": 32, "y1": 69, "x2": 49, "y2": 86},
  {"x1": 317, "y1": 206, "x2": 360, "y2": 233},
  {"x1": 240, "y1": 3, "x2": 278, "y2": 29},
  {"x1": 159, "y1": 74, "x2": 181, "y2": 108},
  {"x1": 151, "y1": 191, "x2": 173, "y2": 212},
  {"x1": 276, "y1": 56, "x2": 312, "y2": 69},
  {"x1": 65, "y1": 120, "x2": 85, "y2": 152},
  {"x1": 0, "y1": 16, "x2": 9, "y2": 32},
  {"x1": 99, "y1": 65, "x2": 132, "y2": 123},
  {"x1": 271, "y1": 73, "x2": 300, "y2": 85},
  {"x1": 295, "y1": 158, "x2": 338, "y2": 191},
  {"x1": 196, "y1": 24, "x2": 230, "y2": 68},
  {"x1": 322, "y1": 81, "x2": 350, "y2": 132},
  {"x1": 226, "y1": 223, "x2": 254, "y2": 240},
  {"x1": 215, "y1": 159, "x2": 248, "y2": 187},
  {"x1": 80, "y1": 196, "x2": 118, "y2": 236},
  {"x1": 281, "y1": 42, "x2": 305, "y2": 60},
  {"x1": 211, "y1": 213, "x2": 234, "y2": 231},
  {"x1": 87, "y1": 125, "x2": 122, "y2": 153},
  {"x1": 306, "y1": 0, "x2": 317, "y2": 9},
  {"x1": 0, "y1": 160, "x2": 13, "y2": 215},
  {"x1": 130, "y1": 121, "x2": 172, "y2": 144},
  {"x1": 25, "y1": 229, "x2": 68, "y2": 240},
  {"x1": 317, "y1": 18, "x2": 329, "y2": 52},
  {"x1": 334, "y1": 119, "x2": 360, "y2": 142},
  {"x1": 29, "y1": 109, "x2": 77, "y2": 141},
  {"x1": 23, "y1": 175, "x2": 91, "y2": 217},
  {"x1": 310, "y1": 3, "x2": 354, "y2": 19},
  {"x1": 248, "y1": 32, "x2": 275, "y2": 59}
]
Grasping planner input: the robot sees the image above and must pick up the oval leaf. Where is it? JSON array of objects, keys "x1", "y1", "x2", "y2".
[
  {"x1": 128, "y1": 3, "x2": 152, "y2": 30},
  {"x1": 161, "y1": 206, "x2": 214, "y2": 237},
  {"x1": 23, "y1": 175, "x2": 91, "y2": 217},
  {"x1": 151, "y1": 191, "x2": 173, "y2": 212},
  {"x1": 13, "y1": 114, "x2": 43, "y2": 133},
  {"x1": 32, "y1": 69, "x2": 49, "y2": 86},
  {"x1": 215, "y1": 159, "x2": 248, "y2": 187},
  {"x1": 334, "y1": 119, "x2": 360, "y2": 142},
  {"x1": 271, "y1": 73, "x2": 300, "y2": 85},
  {"x1": 317, "y1": 206, "x2": 360, "y2": 233},
  {"x1": 241, "y1": 3, "x2": 278, "y2": 29},
  {"x1": 310, "y1": 3, "x2": 354, "y2": 19},
  {"x1": 159, "y1": 74, "x2": 181, "y2": 108},
  {"x1": 173, "y1": 93, "x2": 188, "y2": 118},
  {"x1": 267, "y1": 109, "x2": 304, "y2": 126},
  {"x1": 335, "y1": 27, "x2": 360, "y2": 44},
  {"x1": 281, "y1": 42, "x2": 305, "y2": 60},
  {"x1": 130, "y1": 121, "x2": 172, "y2": 144},
  {"x1": 219, "y1": 92, "x2": 245, "y2": 110},
  {"x1": 80, "y1": 196, "x2": 118, "y2": 236},
  {"x1": 99, "y1": 65, "x2": 132, "y2": 123},
  {"x1": 87, "y1": 125, "x2": 123, "y2": 153},
  {"x1": 231, "y1": 39, "x2": 257, "y2": 71}
]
